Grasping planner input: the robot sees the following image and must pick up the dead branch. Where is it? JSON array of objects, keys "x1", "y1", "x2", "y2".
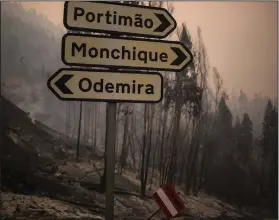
[
  {"x1": 114, "y1": 190, "x2": 153, "y2": 200},
  {"x1": 78, "y1": 166, "x2": 104, "y2": 180}
]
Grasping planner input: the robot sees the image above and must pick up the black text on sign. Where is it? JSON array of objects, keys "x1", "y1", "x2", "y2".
[
  {"x1": 62, "y1": 33, "x2": 193, "y2": 72},
  {"x1": 47, "y1": 68, "x2": 163, "y2": 103},
  {"x1": 63, "y1": 1, "x2": 176, "y2": 39}
]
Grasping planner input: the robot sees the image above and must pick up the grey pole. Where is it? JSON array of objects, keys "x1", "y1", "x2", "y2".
[
  {"x1": 105, "y1": 102, "x2": 117, "y2": 220},
  {"x1": 105, "y1": 3, "x2": 123, "y2": 218}
]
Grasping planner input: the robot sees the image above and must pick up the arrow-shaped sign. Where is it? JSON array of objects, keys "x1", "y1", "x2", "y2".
[
  {"x1": 48, "y1": 68, "x2": 163, "y2": 103},
  {"x1": 62, "y1": 33, "x2": 193, "y2": 72},
  {"x1": 63, "y1": 1, "x2": 176, "y2": 39},
  {"x1": 54, "y1": 74, "x2": 73, "y2": 94}
]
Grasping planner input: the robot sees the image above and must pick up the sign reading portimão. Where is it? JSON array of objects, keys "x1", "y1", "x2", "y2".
[{"x1": 64, "y1": 1, "x2": 176, "y2": 39}]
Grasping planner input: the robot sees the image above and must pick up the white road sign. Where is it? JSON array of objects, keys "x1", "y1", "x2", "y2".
[
  {"x1": 62, "y1": 33, "x2": 193, "y2": 72},
  {"x1": 63, "y1": 1, "x2": 176, "y2": 39},
  {"x1": 47, "y1": 68, "x2": 163, "y2": 103}
]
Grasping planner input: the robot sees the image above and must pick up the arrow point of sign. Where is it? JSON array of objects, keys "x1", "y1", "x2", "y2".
[
  {"x1": 170, "y1": 47, "x2": 187, "y2": 66},
  {"x1": 55, "y1": 74, "x2": 73, "y2": 94},
  {"x1": 154, "y1": 13, "x2": 171, "y2": 33}
]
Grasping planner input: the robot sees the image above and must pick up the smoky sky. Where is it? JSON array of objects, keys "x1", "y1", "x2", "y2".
[{"x1": 21, "y1": 1, "x2": 278, "y2": 99}]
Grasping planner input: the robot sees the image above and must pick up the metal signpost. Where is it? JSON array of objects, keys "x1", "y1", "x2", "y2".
[{"x1": 48, "y1": 2, "x2": 193, "y2": 220}]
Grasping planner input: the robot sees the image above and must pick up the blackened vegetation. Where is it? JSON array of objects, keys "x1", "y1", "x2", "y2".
[
  {"x1": 1, "y1": 2, "x2": 278, "y2": 220},
  {"x1": 1, "y1": 96, "x2": 107, "y2": 218}
]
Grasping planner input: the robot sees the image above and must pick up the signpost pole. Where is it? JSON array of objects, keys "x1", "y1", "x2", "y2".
[
  {"x1": 104, "y1": 29, "x2": 122, "y2": 220},
  {"x1": 105, "y1": 101, "x2": 117, "y2": 220}
]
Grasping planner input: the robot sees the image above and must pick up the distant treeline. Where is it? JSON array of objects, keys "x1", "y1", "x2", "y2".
[{"x1": 1, "y1": 2, "x2": 278, "y2": 214}]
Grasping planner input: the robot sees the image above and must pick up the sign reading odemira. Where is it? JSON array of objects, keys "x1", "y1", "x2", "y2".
[
  {"x1": 62, "y1": 33, "x2": 193, "y2": 72},
  {"x1": 63, "y1": 1, "x2": 176, "y2": 39},
  {"x1": 48, "y1": 69, "x2": 163, "y2": 103}
]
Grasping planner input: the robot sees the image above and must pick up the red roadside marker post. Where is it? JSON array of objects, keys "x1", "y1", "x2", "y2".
[{"x1": 150, "y1": 184, "x2": 185, "y2": 220}]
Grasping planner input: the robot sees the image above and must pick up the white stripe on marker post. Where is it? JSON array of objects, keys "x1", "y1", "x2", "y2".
[{"x1": 156, "y1": 188, "x2": 178, "y2": 217}]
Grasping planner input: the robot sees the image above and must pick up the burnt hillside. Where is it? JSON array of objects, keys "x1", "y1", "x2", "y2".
[{"x1": 1, "y1": 95, "x2": 275, "y2": 220}]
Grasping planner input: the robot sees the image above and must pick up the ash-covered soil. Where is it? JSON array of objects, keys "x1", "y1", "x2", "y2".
[{"x1": 1, "y1": 96, "x2": 275, "y2": 220}]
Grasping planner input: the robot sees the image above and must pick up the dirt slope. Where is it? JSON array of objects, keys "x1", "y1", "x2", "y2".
[{"x1": 1, "y1": 96, "x2": 271, "y2": 220}]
